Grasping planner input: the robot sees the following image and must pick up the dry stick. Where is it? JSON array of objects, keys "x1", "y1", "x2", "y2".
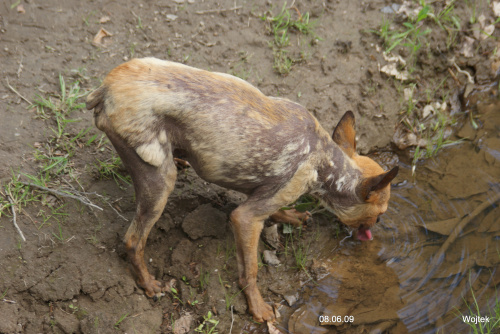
[
  {"x1": 453, "y1": 62, "x2": 474, "y2": 84},
  {"x1": 195, "y1": 6, "x2": 242, "y2": 14},
  {"x1": 229, "y1": 305, "x2": 234, "y2": 334},
  {"x1": 447, "y1": 68, "x2": 461, "y2": 86},
  {"x1": 5, "y1": 78, "x2": 32, "y2": 105},
  {"x1": 62, "y1": 179, "x2": 128, "y2": 221},
  {"x1": 19, "y1": 181, "x2": 103, "y2": 211},
  {"x1": 415, "y1": 192, "x2": 500, "y2": 290},
  {"x1": 7, "y1": 195, "x2": 26, "y2": 242}
]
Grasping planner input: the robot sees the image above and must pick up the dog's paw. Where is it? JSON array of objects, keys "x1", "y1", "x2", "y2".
[
  {"x1": 270, "y1": 209, "x2": 312, "y2": 227},
  {"x1": 140, "y1": 276, "x2": 176, "y2": 300},
  {"x1": 250, "y1": 299, "x2": 276, "y2": 323}
]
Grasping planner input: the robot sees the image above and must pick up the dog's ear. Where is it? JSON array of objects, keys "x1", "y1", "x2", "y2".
[
  {"x1": 332, "y1": 111, "x2": 356, "y2": 158},
  {"x1": 357, "y1": 166, "x2": 399, "y2": 201}
]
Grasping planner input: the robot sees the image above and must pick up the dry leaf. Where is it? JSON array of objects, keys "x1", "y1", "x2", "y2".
[
  {"x1": 173, "y1": 313, "x2": 193, "y2": 334},
  {"x1": 383, "y1": 52, "x2": 406, "y2": 66},
  {"x1": 481, "y1": 25, "x2": 495, "y2": 40},
  {"x1": 92, "y1": 27, "x2": 113, "y2": 47},
  {"x1": 99, "y1": 16, "x2": 111, "y2": 24},
  {"x1": 423, "y1": 217, "x2": 460, "y2": 236},
  {"x1": 380, "y1": 63, "x2": 409, "y2": 81},
  {"x1": 492, "y1": 2, "x2": 500, "y2": 17},
  {"x1": 460, "y1": 36, "x2": 475, "y2": 58},
  {"x1": 267, "y1": 322, "x2": 284, "y2": 334}
]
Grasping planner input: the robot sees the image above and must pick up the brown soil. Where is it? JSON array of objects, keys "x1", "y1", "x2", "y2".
[{"x1": 0, "y1": 1, "x2": 498, "y2": 333}]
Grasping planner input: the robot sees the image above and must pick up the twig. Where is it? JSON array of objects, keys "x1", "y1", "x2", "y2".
[
  {"x1": 5, "y1": 78, "x2": 32, "y2": 105},
  {"x1": 61, "y1": 180, "x2": 127, "y2": 221},
  {"x1": 447, "y1": 68, "x2": 461, "y2": 86},
  {"x1": 229, "y1": 305, "x2": 234, "y2": 334},
  {"x1": 17, "y1": 55, "x2": 23, "y2": 78},
  {"x1": 195, "y1": 6, "x2": 242, "y2": 14},
  {"x1": 7, "y1": 195, "x2": 26, "y2": 242},
  {"x1": 2, "y1": 299, "x2": 17, "y2": 304},
  {"x1": 107, "y1": 199, "x2": 128, "y2": 222},
  {"x1": 19, "y1": 181, "x2": 103, "y2": 211},
  {"x1": 414, "y1": 192, "x2": 500, "y2": 290},
  {"x1": 453, "y1": 62, "x2": 474, "y2": 84}
]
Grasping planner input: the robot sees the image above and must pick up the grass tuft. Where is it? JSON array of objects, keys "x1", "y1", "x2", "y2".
[{"x1": 261, "y1": 2, "x2": 318, "y2": 75}]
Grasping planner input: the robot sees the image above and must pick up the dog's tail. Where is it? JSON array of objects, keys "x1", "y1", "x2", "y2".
[{"x1": 86, "y1": 85, "x2": 109, "y2": 131}]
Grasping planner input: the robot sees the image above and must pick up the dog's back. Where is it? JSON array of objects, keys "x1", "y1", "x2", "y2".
[{"x1": 88, "y1": 58, "x2": 329, "y2": 194}]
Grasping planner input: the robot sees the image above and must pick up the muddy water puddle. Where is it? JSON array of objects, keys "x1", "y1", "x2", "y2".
[{"x1": 285, "y1": 104, "x2": 500, "y2": 332}]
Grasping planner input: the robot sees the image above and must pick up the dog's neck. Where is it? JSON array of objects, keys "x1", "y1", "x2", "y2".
[{"x1": 311, "y1": 141, "x2": 362, "y2": 214}]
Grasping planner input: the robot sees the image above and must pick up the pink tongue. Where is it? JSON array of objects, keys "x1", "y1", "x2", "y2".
[{"x1": 357, "y1": 227, "x2": 373, "y2": 241}]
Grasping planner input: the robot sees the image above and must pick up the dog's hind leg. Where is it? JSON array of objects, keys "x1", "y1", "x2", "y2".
[{"x1": 106, "y1": 131, "x2": 177, "y2": 298}]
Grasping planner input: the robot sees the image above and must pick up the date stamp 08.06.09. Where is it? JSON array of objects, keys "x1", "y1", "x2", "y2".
[{"x1": 319, "y1": 315, "x2": 355, "y2": 325}]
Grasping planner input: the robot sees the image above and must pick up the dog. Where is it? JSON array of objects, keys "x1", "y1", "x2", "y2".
[{"x1": 86, "y1": 58, "x2": 398, "y2": 322}]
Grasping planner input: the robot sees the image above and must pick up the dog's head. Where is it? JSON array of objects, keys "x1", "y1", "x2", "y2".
[{"x1": 331, "y1": 111, "x2": 398, "y2": 241}]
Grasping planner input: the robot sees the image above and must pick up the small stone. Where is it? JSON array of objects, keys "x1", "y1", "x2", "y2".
[
  {"x1": 460, "y1": 36, "x2": 475, "y2": 58},
  {"x1": 283, "y1": 292, "x2": 298, "y2": 306},
  {"x1": 181, "y1": 204, "x2": 227, "y2": 240},
  {"x1": 173, "y1": 312, "x2": 193, "y2": 334},
  {"x1": 166, "y1": 14, "x2": 178, "y2": 21},
  {"x1": 380, "y1": 4, "x2": 400, "y2": 14},
  {"x1": 263, "y1": 250, "x2": 280, "y2": 266},
  {"x1": 262, "y1": 224, "x2": 280, "y2": 249},
  {"x1": 422, "y1": 104, "x2": 435, "y2": 118}
]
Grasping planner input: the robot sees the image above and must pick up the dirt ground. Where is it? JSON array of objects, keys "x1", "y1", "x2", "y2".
[{"x1": 0, "y1": 0, "x2": 498, "y2": 333}]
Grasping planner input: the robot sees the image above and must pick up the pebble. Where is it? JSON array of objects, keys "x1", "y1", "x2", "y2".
[
  {"x1": 283, "y1": 292, "x2": 299, "y2": 306},
  {"x1": 263, "y1": 250, "x2": 280, "y2": 266},
  {"x1": 380, "y1": 4, "x2": 401, "y2": 14},
  {"x1": 166, "y1": 14, "x2": 178, "y2": 21}
]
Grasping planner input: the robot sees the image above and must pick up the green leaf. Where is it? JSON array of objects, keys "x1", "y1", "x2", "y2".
[
  {"x1": 403, "y1": 22, "x2": 414, "y2": 29},
  {"x1": 451, "y1": 16, "x2": 461, "y2": 30},
  {"x1": 283, "y1": 223, "x2": 293, "y2": 234},
  {"x1": 294, "y1": 202, "x2": 316, "y2": 212},
  {"x1": 416, "y1": 5, "x2": 430, "y2": 23}
]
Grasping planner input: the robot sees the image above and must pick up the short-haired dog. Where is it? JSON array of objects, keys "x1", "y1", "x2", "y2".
[{"x1": 86, "y1": 58, "x2": 398, "y2": 322}]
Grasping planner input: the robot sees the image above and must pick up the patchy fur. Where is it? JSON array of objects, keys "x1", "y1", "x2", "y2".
[{"x1": 86, "y1": 58, "x2": 398, "y2": 323}]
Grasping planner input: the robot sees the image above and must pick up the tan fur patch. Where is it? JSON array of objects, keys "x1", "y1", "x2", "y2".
[
  {"x1": 158, "y1": 130, "x2": 168, "y2": 144},
  {"x1": 136, "y1": 140, "x2": 166, "y2": 167},
  {"x1": 271, "y1": 158, "x2": 319, "y2": 206}
]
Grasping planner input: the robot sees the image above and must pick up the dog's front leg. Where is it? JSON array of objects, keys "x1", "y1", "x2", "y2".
[{"x1": 230, "y1": 204, "x2": 276, "y2": 322}]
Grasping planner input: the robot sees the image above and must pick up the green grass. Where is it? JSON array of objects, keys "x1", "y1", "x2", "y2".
[
  {"x1": 114, "y1": 313, "x2": 129, "y2": 330},
  {"x1": 0, "y1": 172, "x2": 40, "y2": 218},
  {"x1": 194, "y1": 311, "x2": 219, "y2": 334},
  {"x1": 0, "y1": 73, "x2": 102, "y2": 234},
  {"x1": 218, "y1": 272, "x2": 244, "y2": 311},
  {"x1": 33, "y1": 74, "x2": 87, "y2": 140},
  {"x1": 457, "y1": 271, "x2": 500, "y2": 334},
  {"x1": 29, "y1": 74, "x2": 92, "y2": 183},
  {"x1": 229, "y1": 52, "x2": 252, "y2": 80},
  {"x1": 94, "y1": 154, "x2": 131, "y2": 187},
  {"x1": 198, "y1": 266, "x2": 210, "y2": 292},
  {"x1": 433, "y1": 0, "x2": 461, "y2": 49},
  {"x1": 261, "y1": 2, "x2": 318, "y2": 75},
  {"x1": 170, "y1": 286, "x2": 184, "y2": 305},
  {"x1": 377, "y1": 4, "x2": 431, "y2": 73}
]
